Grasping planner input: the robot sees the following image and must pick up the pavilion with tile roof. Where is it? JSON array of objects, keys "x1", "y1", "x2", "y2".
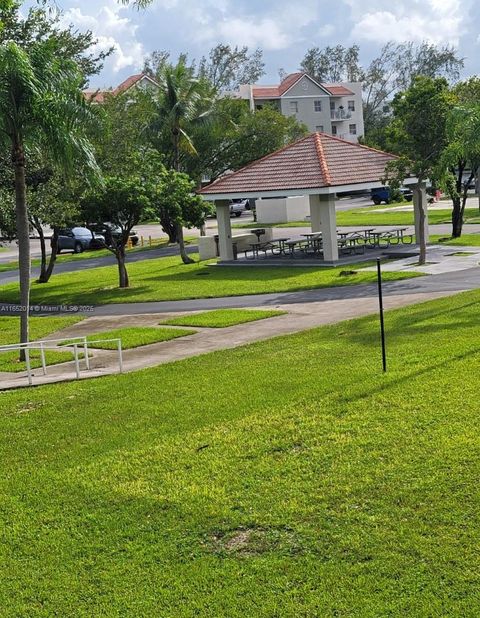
[{"x1": 199, "y1": 132, "x2": 427, "y2": 263}]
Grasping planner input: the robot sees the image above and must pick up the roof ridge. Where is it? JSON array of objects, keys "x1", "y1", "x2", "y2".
[
  {"x1": 320, "y1": 132, "x2": 398, "y2": 158},
  {"x1": 314, "y1": 133, "x2": 332, "y2": 186},
  {"x1": 201, "y1": 133, "x2": 315, "y2": 191}
]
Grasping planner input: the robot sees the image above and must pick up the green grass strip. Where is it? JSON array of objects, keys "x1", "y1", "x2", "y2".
[
  {"x1": 162, "y1": 308, "x2": 287, "y2": 328},
  {"x1": 68, "y1": 326, "x2": 196, "y2": 350}
]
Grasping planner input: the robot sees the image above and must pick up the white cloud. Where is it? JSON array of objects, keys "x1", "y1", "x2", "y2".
[
  {"x1": 318, "y1": 24, "x2": 335, "y2": 37},
  {"x1": 60, "y1": 2, "x2": 145, "y2": 74},
  {"x1": 349, "y1": 0, "x2": 467, "y2": 46},
  {"x1": 201, "y1": 17, "x2": 290, "y2": 50},
  {"x1": 195, "y1": 0, "x2": 320, "y2": 51}
]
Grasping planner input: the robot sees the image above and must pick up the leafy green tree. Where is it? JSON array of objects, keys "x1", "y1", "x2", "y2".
[
  {"x1": 27, "y1": 168, "x2": 79, "y2": 283},
  {"x1": 385, "y1": 76, "x2": 455, "y2": 263},
  {"x1": 197, "y1": 44, "x2": 265, "y2": 90},
  {"x1": 362, "y1": 42, "x2": 463, "y2": 142},
  {"x1": 300, "y1": 44, "x2": 363, "y2": 82},
  {"x1": 152, "y1": 169, "x2": 211, "y2": 245},
  {"x1": 0, "y1": 16, "x2": 100, "y2": 353},
  {"x1": 148, "y1": 60, "x2": 213, "y2": 263},
  {"x1": 186, "y1": 99, "x2": 308, "y2": 184},
  {"x1": 435, "y1": 104, "x2": 480, "y2": 236},
  {"x1": 82, "y1": 176, "x2": 150, "y2": 288}
]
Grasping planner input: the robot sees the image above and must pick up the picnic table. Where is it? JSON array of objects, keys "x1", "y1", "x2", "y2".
[
  {"x1": 368, "y1": 227, "x2": 412, "y2": 247},
  {"x1": 337, "y1": 228, "x2": 375, "y2": 243},
  {"x1": 245, "y1": 241, "x2": 275, "y2": 259}
]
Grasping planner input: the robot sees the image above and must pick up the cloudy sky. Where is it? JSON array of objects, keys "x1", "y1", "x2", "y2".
[{"x1": 30, "y1": 0, "x2": 480, "y2": 87}]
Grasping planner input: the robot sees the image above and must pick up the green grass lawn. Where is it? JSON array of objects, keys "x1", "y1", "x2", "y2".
[
  {"x1": 0, "y1": 349, "x2": 82, "y2": 373},
  {"x1": 1, "y1": 291, "x2": 480, "y2": 614},
  {"x1": 68, "y1": 326, "x2": 196, "y2": 350},
  {"x1": 0, "y1": 316, "x2": 85, "y2": 373},
  {"x1": 429, "y1": 233, "x2": 480, "y2": 246},
  {"x1": 161, "y1": 308, "x2": 287, "y2": 328},
  {"x1": 0, "y1": 315, "x2": 82, "y2": 346},
  {"x1": 0, "y1": 255, "x2": 421, "y2": 306}
]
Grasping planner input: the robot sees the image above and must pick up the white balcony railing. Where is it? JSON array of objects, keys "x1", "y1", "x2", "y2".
[{"x1": 330, "y1": 110, "x2": 352, "y2": 120}]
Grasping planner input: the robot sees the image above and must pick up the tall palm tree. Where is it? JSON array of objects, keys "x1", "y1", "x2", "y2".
[
  {"x1": 152, "y1": 62, "x2": 212, "y2": 264},
  {"x1": 0, "y1": 39, "x2": 99, "y2": 356}
]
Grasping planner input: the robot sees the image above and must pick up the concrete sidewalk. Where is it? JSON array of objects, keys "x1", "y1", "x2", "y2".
[{"x1": 0, "y1": 289, "x2": 458, "y2": 390}]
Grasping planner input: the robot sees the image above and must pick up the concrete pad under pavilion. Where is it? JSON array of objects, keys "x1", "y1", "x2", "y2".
[{"x1": 199, "y1": 133, "x2": 428, "y2": 264}]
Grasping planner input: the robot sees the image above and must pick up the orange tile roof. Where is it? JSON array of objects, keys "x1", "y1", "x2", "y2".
[
  {"x1": 113, "y1": 73, "x2": 144, "y2": 94},
  {"x1": 322, "y1": 84, "x2": 355, "y2": 96},
  {"x1": 251, "y1": 73, "x2": 355, "y2": 99},
  {"x1": 84, "y1": 73, "x2": 158, "y2": 104},
  {"x1": 199, "y1": 133, "x2": 398, "y2": 195},
  {"x1": 252, "y1": 72, "x2": 304, "y2": 98}
]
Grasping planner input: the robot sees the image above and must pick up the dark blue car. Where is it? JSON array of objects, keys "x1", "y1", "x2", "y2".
[{"x1": 371, "y1": 186, "x2": 413, "y2": 205}]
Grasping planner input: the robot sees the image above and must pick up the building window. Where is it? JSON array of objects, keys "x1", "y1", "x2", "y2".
[
  {"x1": 348, "y1": 100, "x2": 355, "y2": 112},
  {"x1": 330, "y1": 100, "x2": 335, "y2": 110},
  {"x1": 331, "y1": 125, "x2": 337, "y2": 135},
  {"x1": 349, "y1": 124, "x2": 357, "y2": 135},
  {"x1": 314, "y1": 100, "x2": 322, "y2": 112},
  {"x1": 316, "y1": 125, "x2": 324, "y2": 132},
  {"x1": 289, "y1": 101, "x2": 298, "y2": 113}
]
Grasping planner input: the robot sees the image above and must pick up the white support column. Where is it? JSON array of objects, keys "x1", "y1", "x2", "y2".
[
  {"x1": 309, "y1": 194, "x2": 322, "y2": 232},
  {"x1": 215, "y1": 200, "x2": 234, "y2": 261},
  {"x1": 413, "y1": 182, "x2": 429, "y2": 244},
  {"x1": 310, "y1": 193, "x2": 338, "y2": 262}
]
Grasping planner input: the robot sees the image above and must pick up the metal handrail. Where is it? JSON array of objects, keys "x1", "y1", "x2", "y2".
[{"x1": 0, "y1": 336, "x2": 122, "y2": 386}]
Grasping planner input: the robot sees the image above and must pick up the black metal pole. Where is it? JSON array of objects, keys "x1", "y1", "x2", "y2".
[{"x1": 376, "y1": 258, "x2": 387, "y2": 372}]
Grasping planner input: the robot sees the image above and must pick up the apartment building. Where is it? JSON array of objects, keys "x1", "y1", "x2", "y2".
[{"x1": 238, "y1": 72, "x2": 364, "y2": 142}]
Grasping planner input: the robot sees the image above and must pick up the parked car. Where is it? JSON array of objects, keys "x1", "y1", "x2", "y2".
[
  {"x1": 88, "y1": 223, "x2": 139, "y2": 247},
  {"x1": 229, "y1": 199, "x2": 248, "y2": 217},
  {"x1": 54, "y1": 227, "x2": 105, "y2": 254},
  {"x1": 371, "y1": 186, "x2": 413, "y2": 205}
]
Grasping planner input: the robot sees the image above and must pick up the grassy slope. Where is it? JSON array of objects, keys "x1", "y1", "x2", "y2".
[
  {"x1": 0, "y1": 349, "x2": 81, "y2": 373},
  {"x1": 0, "y1": 316, "x2": 84, "y2": 373},
  {"x1": 0, "y1": 256, "x2": 420, "y2": 306},
  {"x1": 72, "y1": 326, "x2": 196, "y2": 350},
  {"x1": 162, "y1": 308, "x2": 287, "y2": 328},
  {"x1": 1, "y1": 291, "x2": 480, "y2": 614},
  {"x1": 0, "y1": 316, "x2": 82, "y2": 345}
]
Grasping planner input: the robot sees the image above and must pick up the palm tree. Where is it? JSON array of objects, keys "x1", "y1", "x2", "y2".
[
  {"x1": 151, "y1": 62, "x2": 212, "y2": 264},
  {"x1": 0, "y1": 40, "x2": 99, "y2": 357}
]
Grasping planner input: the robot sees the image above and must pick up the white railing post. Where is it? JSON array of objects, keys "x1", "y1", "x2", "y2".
[
  {"x1": 73, "y1": 343, "x2": 80, "y2": 379},
  {"x1": 83, "y1": 338, "x2": 90, "y2": 371},
  {"x1": 25, "y1": 347, "x2": 32, "y2": 386},
  {"x1": 117, "y1": 339, "x2": 123, "y2": 374},
  {"x1": 40, "y1": 341, "x2": 47, "y2": 376}
]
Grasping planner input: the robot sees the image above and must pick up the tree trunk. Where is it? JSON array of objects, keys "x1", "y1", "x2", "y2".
[
  {"x1": 413, "y1": 183, "x2": 427, "y2": 265},
  {"x1": 38, "y1": 228, "x2": 58, "y2": 284},
  {"x1": 418, "y1": 204, "x2": 426, "y2": 265},
  {"x1": 116, "y1": 247, "x2": 129, "y2": 288},
  {"x1": 476, "y1": 169, "x2": 480, "y2": 213},
  {"x1": 176, "y1": 222, "x2": 193, "y2": 264},
  {"x1": 160, "y1": 215, "x2": 177, "y2": 243},
  {"x1": 30, "y1": 216, "x2": 48, "y2": 282},
  {"x1": 452, "y1": 196, "x2": 462, "y2": 238},
  {"x1": 172, "y1": 130, "x2": 193, "y2": 263},
  {"x1": 13, "y1": 143, "x2": 30, "y2": 360}
]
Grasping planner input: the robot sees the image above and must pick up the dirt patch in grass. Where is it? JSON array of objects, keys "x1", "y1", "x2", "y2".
[{"x1": 208, "y1": 526, "x2": 300, "y2": 557}]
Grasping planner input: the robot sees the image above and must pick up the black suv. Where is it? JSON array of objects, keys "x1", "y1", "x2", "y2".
[{"x1": 88, "y1": 223, "x2": 139, "y2": 247}]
